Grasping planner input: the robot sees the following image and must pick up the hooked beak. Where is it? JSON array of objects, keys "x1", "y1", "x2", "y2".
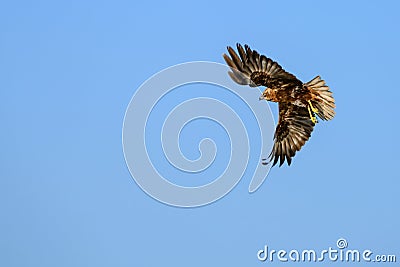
[{"x1": 259, "y1": 95, "x2": 264, "y2": 101}]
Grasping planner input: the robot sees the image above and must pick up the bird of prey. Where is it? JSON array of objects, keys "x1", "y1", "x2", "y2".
[{"x1": 223, "y1": 44, "x2": 335, "y2": 167}]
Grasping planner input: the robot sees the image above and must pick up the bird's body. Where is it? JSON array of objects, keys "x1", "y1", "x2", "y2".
[{"x1": 223, "y1": 44, "x2": 335, "y2": 167}]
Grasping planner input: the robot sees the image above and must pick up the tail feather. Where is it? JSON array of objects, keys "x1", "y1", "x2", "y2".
[{"x1": 306, "y1": 76, "x2": 336, "y2": 120}]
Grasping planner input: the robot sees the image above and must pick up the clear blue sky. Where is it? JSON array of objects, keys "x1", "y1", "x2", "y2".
[{"x1": 1, "y1": 0, "x2": 399, "y2": 266}]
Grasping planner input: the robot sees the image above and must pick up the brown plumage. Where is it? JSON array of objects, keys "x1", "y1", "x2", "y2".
[{"x1": 223, "y1": 44, "x2": 335, "y2": 167}]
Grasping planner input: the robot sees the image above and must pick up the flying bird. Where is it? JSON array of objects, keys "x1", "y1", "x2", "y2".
[{"x1": 223, "y1": 44, "x2": 335, "y2": 167}]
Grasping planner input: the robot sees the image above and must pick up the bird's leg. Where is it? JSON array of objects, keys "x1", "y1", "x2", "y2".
[
  {"x1": 307, "y1": 104, "x2": 318, "y2": 124},
  {"x1": 308, "y1": 100, "x2": 318, "y2": 113}
]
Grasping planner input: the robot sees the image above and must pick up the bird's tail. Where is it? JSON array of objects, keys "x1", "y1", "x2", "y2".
[{"x1": 305, "y1": 76, "x2": 336, "y2": 120}]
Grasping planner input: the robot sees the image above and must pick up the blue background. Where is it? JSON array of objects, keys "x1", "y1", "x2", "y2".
[{"x1": 1, "y1": 0, "x2": 399, "y2": 266}]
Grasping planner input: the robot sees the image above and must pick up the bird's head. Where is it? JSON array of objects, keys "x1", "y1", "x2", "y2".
[{"x1": 259, "y1": 89, "x2": 274, "y2": 101}]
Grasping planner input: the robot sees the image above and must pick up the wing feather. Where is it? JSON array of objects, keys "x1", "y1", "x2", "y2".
[
  {"x1": 227, "y1": 47, "x2": 243, "y2": 71},
  {"x1": 269, "y1": 102, "x2": 315, "y2": 166},
  {"x1": 223, "y1": 44, "x2": 300, "y2": 88},
  {"x1": 260, "y1": 55, "x2": 268, "y2": 71}
]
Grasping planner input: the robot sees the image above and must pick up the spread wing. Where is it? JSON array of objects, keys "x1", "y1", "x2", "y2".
[
  {"x1": 269, "y1": 102, "x2": 315, "y2": 166},
  {"x1": 223, "y1": 43, "x2": 301, "y2": 88}
]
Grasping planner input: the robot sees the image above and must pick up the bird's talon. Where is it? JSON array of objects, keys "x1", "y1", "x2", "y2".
[
  {"x1": 307, "y1": 103, "x2": 318, "y2": 124},
  {"x1": 311, "y1": 116, "x2": 317, "y2": 124},
  {"x1": 308, "y1": 100, "x2": 318, "y2": 113}
]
